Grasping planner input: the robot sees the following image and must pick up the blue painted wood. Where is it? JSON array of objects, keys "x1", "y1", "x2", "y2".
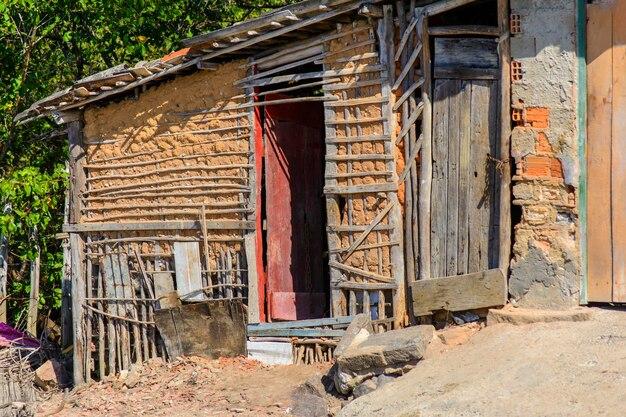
[
  {"x1": 247, "y1": 315, "x2": 354, "y2": 331},
  {"x1": 246, "y1": 328, "x2": 346, "y2": 338}
]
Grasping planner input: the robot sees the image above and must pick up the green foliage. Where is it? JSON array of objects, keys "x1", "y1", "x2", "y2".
[{"x1": 0, "y1": 0, "x2": 293, "y2": 324}]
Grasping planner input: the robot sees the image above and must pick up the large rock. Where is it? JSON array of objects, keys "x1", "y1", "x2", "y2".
[
  {"x1": 487, "y1": 306, "x2": 593, "y2": 326},
  {"x1": 334, "y1": 314, "x2": 373, "y2": 358},
  {"x1": 334, "y1": 325, "x2": 434, "y2": 394},
  {"x1": 34, "y1": 359, "x2": 67, "y2": 391},
  {"x1": 338, "y1": 325, "x2": 434, "y2": 372}
]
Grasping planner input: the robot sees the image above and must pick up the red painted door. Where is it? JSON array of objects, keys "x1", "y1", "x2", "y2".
[{"x1": 264, "y1": 96, "x2": 327, "y2": 320}]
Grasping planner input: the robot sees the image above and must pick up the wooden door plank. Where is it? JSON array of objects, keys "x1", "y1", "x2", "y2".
[
  {"x1": 468, "y1": 81, "x2": 490, "y2": 272},
  {"x1": 118, "y1": 253, "x2": 141, "y2": 363},
  {"x1": 431, "y1": 79, "x2": 450, "y2": 278},
  {"x1": 612, "y1": 1, "x2": 626, "y2": 302},
  {"x1": 153, "y1": 247, "x2": 175, "y2": 309},
  {"x1": 487, "y1": 80, "x2": 501, "y2": 269},
  {"x1": 587, "y1": 3, "x2": 613, "y2": 302},
  {"x1": 111, "y1": 252, "x2": 130, "y2": 370},
  {"x1": 411, "y1": 268, "x2": 507, "y2": 316},
  {"x1": 457, "y1": 80, "x2": 472, "y2": 275},
  {"x1": 101, "y1": 255, "x2": 117, "y2": 375},
  {"x1": 446, "y1": 79, "x2": 461, "y2": 276},
  {"x1": 173, "y1": 242, "x2": 205, "y2": 301}
]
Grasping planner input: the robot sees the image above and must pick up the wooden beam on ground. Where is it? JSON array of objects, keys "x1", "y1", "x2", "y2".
[{"x1": 411, "y1": 268, "x2": 507, "y2": 316}]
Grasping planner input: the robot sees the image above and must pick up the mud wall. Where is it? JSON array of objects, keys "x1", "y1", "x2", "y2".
[
  {"x1": 82, "y1": 61, "x2": 250, "y2": 265},
  {"x1": 322, "y1": 20, "x2": 404, "y2": 325},
  {"x1": 324, "y1": 22, "x2": 393, "y2": 278},
  {"x1": 78, "y1": 61, "x2": 252, "y2": 378},
  {"x1": 508, "y1": 0, "x2": 580, "y2": 308}
]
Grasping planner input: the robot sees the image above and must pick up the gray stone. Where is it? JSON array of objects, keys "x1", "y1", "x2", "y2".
[
  {"x1": 295, "y1": 372, "x2": 334, "y2": 398},
  {"x1": 487, "y1": 306, "x2": 593, "y2": 326},
  {"x1": 375, "y1": 374, "x2": 397, "y2": 388},
  {"x1": 290, "y1": 393, "x2": 328, "y2": 417},
  {"x1": 338, "y1": 325, "x2": 434, "y2": 372},
  {"x1": 453, "y1": 311, "x2": 480, "y2": 324},
  {"x1": 509, "y1": 247, "x2": 579, "y2": 310},
  {"x1": 353, "y1": 378, "x2": 377, "y2": 398},
  {"x1": 334, "y1": 325, "x2": 434, "y2": 395},
  {"x1": 334, "y1": 313, "x2": 373, "y2": 358}
]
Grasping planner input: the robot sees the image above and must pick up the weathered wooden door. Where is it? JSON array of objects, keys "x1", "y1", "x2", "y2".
[
  {"x1": 264, "y1": 97, "x2": 327, "y2": 320},
  {"x1": 587, "y1": 1, "x2": 626, "y2": 302},
  {"x1": 431, "y1": 78, "x2": 501, "y2": 277},
  {"x1": 410, "y1": 33, "x2": 508, "y2": 316}
]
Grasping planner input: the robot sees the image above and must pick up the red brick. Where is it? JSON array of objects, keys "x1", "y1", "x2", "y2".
[
  {"x1": 512, "y1": 108, "x2": 523, "y2": 125},
  {"x1": 161, "y1": 47, "x2": 191, "y2": 63},
  {"x1": 522, "y1": 155, "x2": 563, "y2": 178},
  {"x1": 549, "y1": 158, "x2": 564, "y2": 178},
  {"x1": 535, "y1": 132, "x2": 553, "y2": 153},
  {"x1": 525, "y1": 107, "x2": 549, "y2": 129},
  {"x1": 511, "y1": 61, "x2": 523, "y2": 82}
]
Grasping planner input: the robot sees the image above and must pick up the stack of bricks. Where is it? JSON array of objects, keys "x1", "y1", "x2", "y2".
[{"x1": 507, "y1": 0, "x2": 580, "y2": 308}]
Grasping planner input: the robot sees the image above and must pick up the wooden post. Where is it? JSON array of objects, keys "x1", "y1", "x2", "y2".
[
  {"x1": 322, "y1": 32, "x2": 347, "y2": 318},
  {"x1": 245, "y1": 63, "x2": 261, "y2": 323},
  {"x1": 418, "y1": 11, "x2": 433, "y2": 281},
  {"x1": 0, "y1": 204, "x2": 9, "y2": 324},
  {"x1": 380, "y1": 5, "x2": 408, "y2": 328},
  {"x1": 68, "y1": 117, "x2": 87, "y2": 385},
  {"x1": 396, "y1": 2, "x2": 416, "y2": 292},
  {"x1": 497, "y1": 0, "x2": 512, "y2": 275},
  {"x1": 61, "y1": 184, "x2": 72, "y2": 348},
  {"x1": 27, "y1": 228, "x2": 40, "y2": 336}
]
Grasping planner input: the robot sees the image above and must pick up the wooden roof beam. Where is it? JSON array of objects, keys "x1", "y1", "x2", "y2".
[
  {"x1": 424, "y1": 0, "x2": 483, "y2": 16},
  {"x1": 182, "y1": 0, "x2": 360, "y2": 48},
  {"x1": 198, "y1": 1, "x2": 372, "y2": 63}
]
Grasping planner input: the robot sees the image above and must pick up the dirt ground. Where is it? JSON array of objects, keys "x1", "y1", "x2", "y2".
[
  {"x1": 34, "y1": 307, "x2": 626, "y2": 417},
  {"x1": 341, "y1": 307, "x2": 626, "y2": 417},
  {"x1": 35, "y1": 356, "x2": 331, "y2": 417}
]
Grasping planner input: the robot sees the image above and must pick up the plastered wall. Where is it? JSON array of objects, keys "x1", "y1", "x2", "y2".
[{"x1": 508, "y1": 0, "x2": 580, "y2": 308}]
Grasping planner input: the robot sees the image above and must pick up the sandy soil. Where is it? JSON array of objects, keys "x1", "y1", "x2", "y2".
[
  {"x1": 35, "y1": 356, "x2": 330, "y2": 417},
  {"x1": 35, "y1": 307, "x2": 626, "y2": 417},
  {"x1": 340, "y1": 307, "x2": 626, "y2": 417}
]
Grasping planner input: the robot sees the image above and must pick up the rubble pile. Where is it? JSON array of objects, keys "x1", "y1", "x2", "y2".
[{"x1": 332, "y1": 314, "x2": 434, "y2": 397}]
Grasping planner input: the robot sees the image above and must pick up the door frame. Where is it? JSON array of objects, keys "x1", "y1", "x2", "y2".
[{"x1": 578, "y1": 0, "x2": 588, "y2": 305}]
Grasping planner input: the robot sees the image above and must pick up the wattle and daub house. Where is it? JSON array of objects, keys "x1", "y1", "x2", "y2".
[{"x1": 17, "y1": 0, "x2": 614, "y2": 385}]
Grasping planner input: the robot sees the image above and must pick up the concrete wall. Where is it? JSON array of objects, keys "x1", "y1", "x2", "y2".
[{"x1": 508, "y1": 0, "x2": 580, "y2": 308}]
